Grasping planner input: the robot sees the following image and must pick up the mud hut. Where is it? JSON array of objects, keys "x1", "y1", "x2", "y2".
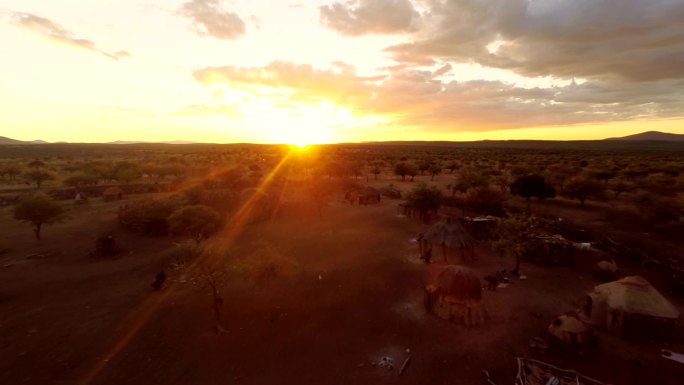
[
  {"x1": 345, "y1": 186, "x2": 381, "y2": 205},
  {"x1": 586, "y1": 276, "x2": 680, "y2": 338},
  {"x1": 379, "y1": 185, "x2": 402, "y2": 199},
  {"x1": 547, "y1": 312, "x2": 593, "y2": 350},
  {"x1": 103, "y1": 187, "x2": 125, "y2": 202},
  {"x1": 418, "y1": 218, "x2": 475, "y2": 264},
  {"x1": 424, "y1": 265, "x2": 486, "y2": 326}
]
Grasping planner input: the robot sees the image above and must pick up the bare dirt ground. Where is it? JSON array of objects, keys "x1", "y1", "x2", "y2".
[{"x1": 1, "y1": 189, "x2": 683, "y2": 385}]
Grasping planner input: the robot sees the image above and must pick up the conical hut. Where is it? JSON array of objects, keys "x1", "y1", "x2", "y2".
[
  {"x1": 586, "y1": 276, "x2": 680, "y2": 338},
  {"x1": 418, "y1": 218, "x2": 475, "y2": 264},
  {"x1": 424, "y1": 265, "x2": 486, "y2": 326}
]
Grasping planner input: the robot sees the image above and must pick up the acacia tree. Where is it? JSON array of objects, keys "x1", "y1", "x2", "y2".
[
  {"x1": 510, "y1": 174, "x2": 556, "y2": 210},
  {"x1": 394, "y1": 162, "x2": 416, "y2": 181},
  {"x1": 168, "y1": 205, "x2": 222, "y2": 244},
  {"x1": 452, "y1": 168, "x2": 489, "y2": 196},
  {"x1": 492, "y1": 213, "x2": 535, "y2": 276},
  {"x1": 13, "y1": 193, "x2": 64, "y2": 240},
  {"x1": 406, "y1": 183, "x2": 442, "y2": 222},
  {"x1": 24, "y1": 169, "x2": 57, "y2": 189},
  {"x1": 429, "y1": 164, "x2": 442, "y2": 180},
  {"x1": 562, "y1": 177, "x2": 605, "y2": 207}
]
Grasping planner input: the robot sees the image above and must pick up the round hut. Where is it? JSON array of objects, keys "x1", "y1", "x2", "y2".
[
  {"x1": 424, "y1": 265, "x2": 486, "y2": 326},
  {"x1": 358, "y1": 186, "x2": 381, "y2": 205},
  {"x1": 418, "y1": 218, "x2": 475, "y2": 264},
  {"x1": 547, "y1": 311, "x2": 593, "y2": 350},
  {"x1": 586, "y1": 276, "x2": 680, "y2": 339},
  {"x1": 102, "y1": 187, "x2": 125, "y2": 202}
]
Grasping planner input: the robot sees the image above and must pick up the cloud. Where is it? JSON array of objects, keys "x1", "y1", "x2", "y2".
[
  {"x1": 180, "y1": 0, "x2": 245, "y2": 40},
  {"x1": 384, "y1": 0, "x2": 684, "y2": 82},
  {"x1": 11, "y1": 12, "x2": 130, "y2": 60},
  {"x1": 320, "y1": 0, "x2": 420, "y2": 36},
  {"x1": 194, "y1": 60, "x2": 684, "y2": 131}
]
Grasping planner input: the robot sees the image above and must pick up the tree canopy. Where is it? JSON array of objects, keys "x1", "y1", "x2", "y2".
[
  {"x1": 13, "y1": 193, "x2": 64, "y2": 240},
  {"x1": 168, "y1": 205, "x2": 222, "y2": 244},
  {"x1": 510, "y1": 174, "x2": 556, "y2": 210}
]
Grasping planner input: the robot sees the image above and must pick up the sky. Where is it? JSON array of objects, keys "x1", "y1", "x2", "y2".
[{"x1": 1, "y1": 0, "x2": 683, "y2": 144}]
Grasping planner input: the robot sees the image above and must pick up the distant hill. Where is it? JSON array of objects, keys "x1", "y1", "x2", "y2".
[
  {"x1": 108, "y1": 140, "x2": 196, "y2": 144},
  {"x1": 0, "y1": 136, "x2": 25, "y2": 145},
  {"x1": 0, "y1": 136, "x2": 47, "y2": 145},
  {"x1": 606, "y1": 131, "x2": 684, "y2": 141}
]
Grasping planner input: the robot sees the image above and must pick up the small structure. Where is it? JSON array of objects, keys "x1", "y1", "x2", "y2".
[
  {"x1": 418, "y1": 218, "x2": 475, "y2": 264},
  {"x1": 593, "y1": 259, "x2": 618, "y2": 280},
  {"x1": 345, "y1": 186, "x2": 381, "y2": 205},
  {"x1": 461, "y1": 216, "x2": 497, "y2": 240},
  {"x1": 358, "y1": 186, "x2": 381, "y2": 205},
  {"x1": 379, "y1": 185, "x2": 402, "y2": 199},
  {"x1": 516, "y1": 358, "x2": 607, "y2": 385},
  {"x1": 527, "y1": 234, "x2": 575, "y2": 266},
  {"x1": 586, "y1": 276, "x2": 680, "y2": 339},
  {"x1": 94, "y1": 234, "x2": 120, "y2": 257},
  {"x1": 74, "y1": 192, "x2": 88, "y2": 204},
  {"x1": 547, "y1": 312, "x2": 593, "y2": 350},
  {"x1": 424, "y1": 265, "x2": 486, "y2": 326},
  {"x1": 103, "y1": 187, "x2": 125, "y2": 202}
]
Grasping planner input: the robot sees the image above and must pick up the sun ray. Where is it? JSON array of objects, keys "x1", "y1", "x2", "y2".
[{"x1": 78, "y1": 148, "x2": 296, "y2": 385}]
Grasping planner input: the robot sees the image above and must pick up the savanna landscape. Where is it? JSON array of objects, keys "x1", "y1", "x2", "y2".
[{"x1": 1, "y1": 139, "x2": 683, "y2": 385}]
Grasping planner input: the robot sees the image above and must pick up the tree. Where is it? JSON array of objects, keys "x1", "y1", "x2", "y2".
[
  {"x1": 429, "y1": 164, "x2": 442, "y2": 181},
  {"x1": 0, "y1": 162, "x2": 22, "y2": 182},
  {"x1": 393, "y1": 162, "x2": 416, "y2": 181},
  {"x1": 562, "y1": 177, "x2": 605, "y2": 207},
  {"x1": 28, "y1": 160, "x2": 46, "y2": 168},
  {"x1": 464, "y1": 186, "x2": 505, "y2": 215},
  {"x1": 113, "y1": 161, "x2": 142, "y2": 184},
  {"x1": 510, "y1": 174, "x2": 555, "y2": 210},
  {"x1": 492, "y1": 213, "x2": 535, "y2": 276},
  {"x1": 24, "y1": 169, "x2": 57, "y2": 189},
  {"x1": 608, "y1": 179, "x2": 634, "y2": 199},
  {"x1": 452, "y1": 168, "x2": 489, "y2": 196},
  {"x1": 13, "y1": 193, "x2": 64, "y2": 240},
  {"x1": 418, "y1": 160, "x2": 431, "y2": 175},
  {"x1": 169, "y1": 205, "x2": 222, "y2": 244},
  {"x1": 445, "y1": 160, "x2": 460, "y2": 173},
  {"x1": 405, "y1": 183, "x2": 442, "y2": 222},
  {"x1": 63, "y1": 173, "x2": 99, "y2": 188},
  {"x1": 371, "y1": 166, "x2": 381, "y2": 180}
]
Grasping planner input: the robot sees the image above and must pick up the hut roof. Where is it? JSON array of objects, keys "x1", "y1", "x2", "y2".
[
  {"x1": 359, "y1": 186, "x2": 380, "y2": 196},
  {"x1": 436, "y1": 265, "x2": 482, "y2": 300},
  {"x1": 103, "y1": 187, "x2": 125, "y2": 196},
  {"x1": 551, "y1": 312, "x2": 590, "y2": 334},
  {"x1": 591, "y1": 276, "x2": 679, "y2": 319},
  {"x1": 422, "y1": 219, "x2": 474, "y2": 250}
]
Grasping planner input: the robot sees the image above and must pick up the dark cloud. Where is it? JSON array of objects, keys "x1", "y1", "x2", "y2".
[
  {"x1": 194, "y1": 61, "x2": 684, "y2": 131},
  {"x1": 180, "y1": 0, "x2": 245, "y2": 40},
  {"x1": 320, "y1": 0, "x2": 419, "y2": 36},
  {"x1": 385, "y1": 0, "x2": 684, "y2": 82},
  {"x1": 11, "y1": 12, "x2": 130, "y2": 60}
]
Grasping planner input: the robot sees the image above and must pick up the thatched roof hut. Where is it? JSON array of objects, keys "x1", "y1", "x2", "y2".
[
  {"x1": 345, "y1": 186, "x2": 381, "y2": 205},
  {"x1": 425, "y1": 265, "x2": 486, "y2": 326},
  {"x1": 586, "y1": 276, "x2": 680, "y2": 338},
  {"x1": 548, "y1": 312, "x2": 593, "y2": 349},
  {"x1": 379, "y1": 185, "x2": 402, "y2": 199},
  {"x1": 102, "y1": 187, "x2": 125, "y2": 202},
  {"x1": 418, "y1": 219, "x2": 475, "y2": 264}
]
